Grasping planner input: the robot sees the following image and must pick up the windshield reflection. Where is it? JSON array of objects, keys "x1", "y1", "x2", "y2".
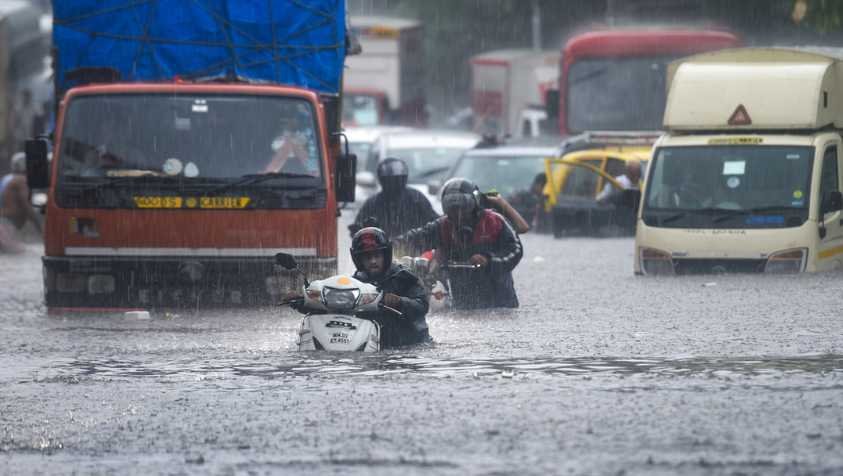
[{"x1": 58, "y1": 94, "x2": 322, "y2": 184}]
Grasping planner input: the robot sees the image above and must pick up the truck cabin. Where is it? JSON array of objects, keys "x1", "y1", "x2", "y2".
[
  {"x1": 557, "y1": 28, "x2": 740, "y2": 136},
  {"x1": 637, "y1": 48, "x2": 843, "y2": 274}
]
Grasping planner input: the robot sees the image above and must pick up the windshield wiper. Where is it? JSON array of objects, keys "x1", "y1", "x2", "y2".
[{"x1": 207, "y1": 172, "x2": 316, "y2": 195}]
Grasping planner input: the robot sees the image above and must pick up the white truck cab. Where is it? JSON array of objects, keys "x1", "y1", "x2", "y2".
[{"x1": 636, "y1": 48, "x2": 843, "y2": 274}]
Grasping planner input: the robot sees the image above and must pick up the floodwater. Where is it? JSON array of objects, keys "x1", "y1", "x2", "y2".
[{"x1": 2, "y1": 217, "x2": 843, "y2": 475}]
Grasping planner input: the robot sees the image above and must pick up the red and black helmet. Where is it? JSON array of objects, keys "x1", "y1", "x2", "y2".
[{"x1": 350, "y1": 227, "x2": 392, "y2": 271}]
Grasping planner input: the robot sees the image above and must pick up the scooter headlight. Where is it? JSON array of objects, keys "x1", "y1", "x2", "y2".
[
  {"x1": 357, "y1": 293, "x2": 379, "y2": 306},
  {"x1": 639, "y1": 247, "x2": 674, "y2": 275},
  {"x1": 322, "y1": 287, "x2": 360, "y2": 311},
  {"x1": 764, "y1": 248, "x2": 807, "y2": 274}
]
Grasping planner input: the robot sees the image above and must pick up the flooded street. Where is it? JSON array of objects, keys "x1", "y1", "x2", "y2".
[{"x1": 2, "y1": 219, "x2": 843, "y2": 475}]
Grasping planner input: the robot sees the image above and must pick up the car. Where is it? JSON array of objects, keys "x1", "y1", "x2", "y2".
[
  {"x1": 543, "y1": 132, "x2": 655, "y2": 237},
  {"x1": 430, "y1": 142, "x2": 558, "y2": 223},
  {"x1": 361, "y1": 129, "x2": 481, "y2": 210}
]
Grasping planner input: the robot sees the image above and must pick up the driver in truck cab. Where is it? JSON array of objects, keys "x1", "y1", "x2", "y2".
[
  {"x1": 263, "y1": 107, "x2": 319, "y2": 176},
  {"x1": 396, "y1": 178, "x2": 523, "y2": 310}
]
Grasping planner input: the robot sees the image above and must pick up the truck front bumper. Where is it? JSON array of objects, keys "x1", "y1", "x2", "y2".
[{"x1": 43, "y1": 255, "x2": 337, "y2": 309}]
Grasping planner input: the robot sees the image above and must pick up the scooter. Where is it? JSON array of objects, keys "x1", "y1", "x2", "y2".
[{"x1": 276, "y1": 253, "x2": 401, "y2": 352}]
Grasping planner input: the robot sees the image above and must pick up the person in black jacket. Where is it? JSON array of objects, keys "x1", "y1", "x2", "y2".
[
  {"x1": 350, "y1": 227, "x2": 431, "y2": 348},
  {"x1": 350, "y1": 158, "x2": 438, "y2": 238},
  {"x1": 396, "y1": 178, "x2": 523, "y2": 310}
]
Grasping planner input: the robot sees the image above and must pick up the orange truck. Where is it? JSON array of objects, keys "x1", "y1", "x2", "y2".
[{"x1": 25, "y1": 2, "x2": 355, "y2": 310}]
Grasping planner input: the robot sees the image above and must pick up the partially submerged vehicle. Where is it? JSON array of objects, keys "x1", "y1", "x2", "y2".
[
  {"x1": 544, "y1": 132, "x2": 654, "y2": 237},
  {"x1": 636, "y1": 48, "x2": 843, "y2": 274}
]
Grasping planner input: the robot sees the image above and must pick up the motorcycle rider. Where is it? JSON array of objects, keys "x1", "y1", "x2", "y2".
[
  {"x1": 349, "y1": 227, "x2": 431, "y2": 347},
  {"x1": 350, "y1": 158, "x2": 438, "y2": 238},
  {"x1": 396, "y1": 178, "x2": 523, "y2": 310}
]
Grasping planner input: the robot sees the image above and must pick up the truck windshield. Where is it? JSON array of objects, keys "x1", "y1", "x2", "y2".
[
  {"x1": 58, "y1": 94, "x2": 323, "y2": 184},
  {"x1": 642, "y1": 146, "x2": 814, "y2": 229},
  {"x1": 567, "y1": 56, "x2": 673, "y2": 132}
]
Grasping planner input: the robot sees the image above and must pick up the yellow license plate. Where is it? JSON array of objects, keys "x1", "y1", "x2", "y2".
[
  {"x1": 199, "y1": 196, "x2": 251, "y2": 209},
  {"x1": 133, "y1": 196, "x2": 184, "y2": 208}
]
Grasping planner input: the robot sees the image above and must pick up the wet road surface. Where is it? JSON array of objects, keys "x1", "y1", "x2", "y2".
[{"x1": 2, "y1": 222, "x2": 843, "y2": 474}]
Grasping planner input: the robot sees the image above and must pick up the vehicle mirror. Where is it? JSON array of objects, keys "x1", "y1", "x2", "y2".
[
  {"x1": 428, "y1": 180, "x2": 441, "y2": 197},
  {"x1": 545, "y1": 89, "x2": 560, "y2": 119},
  {"x1": 822, "y1": 190, "x2": 843, "y2": 215},
  {"x1": 336, "y1": 153, "x2": 357, "y2": 202},
  {"x1": 275, "y1": 252, "x2": 299, "y2": 270},
  {"x1": 25, "y1": 138, "x2": 50, "y2": 189},
  {"x1": 356, "y1": 171, "x2": 376, "y2": 188}
]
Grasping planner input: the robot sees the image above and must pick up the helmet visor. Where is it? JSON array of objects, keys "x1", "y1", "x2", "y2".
[
  {"x1": 377, "y1": 159, "x2": 408, "y2": 177},
  {"x1": 442, "y1": 192, "x2": 476, "y2": 214}
]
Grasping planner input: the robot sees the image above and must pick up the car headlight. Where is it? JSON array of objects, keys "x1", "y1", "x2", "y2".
[
  {"x1": 322, "y1": 287, "x2": 360, "y2": 311},
  {"x1": 764, "y1": 248, "x2": 807, "y2": 274},
  {"x1": 639, "y1": 247, "x2": 674, "y2": 275}
]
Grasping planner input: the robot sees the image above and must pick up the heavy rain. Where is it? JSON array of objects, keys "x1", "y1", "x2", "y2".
[{"x1": 2, "y1": 1, "x2": 843, "y2": 474}]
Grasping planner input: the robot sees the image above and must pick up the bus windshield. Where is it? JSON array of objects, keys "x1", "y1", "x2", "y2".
[
  {"x1": 567, "y1": 56, "x2": 674, "y2": 132},
  {"x1": 643, "y1": 145, "x2": 814, "y2": 229}
]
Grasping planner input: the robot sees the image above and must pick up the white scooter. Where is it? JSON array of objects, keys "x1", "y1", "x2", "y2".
[{"x1": 276, "y1": 253, "x2": 401, "y2": 352}]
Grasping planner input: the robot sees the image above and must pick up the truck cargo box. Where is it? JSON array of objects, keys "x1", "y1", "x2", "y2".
[
  {"x1": 664, "y1": 48, "x2": 843, "y2": 131},
  {"x1": 53, "y1": 1, "x2": 346, "y2": 95}
]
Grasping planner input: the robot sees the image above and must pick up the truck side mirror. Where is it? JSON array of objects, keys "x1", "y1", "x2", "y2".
[
  {"x1": 545, "y1": 89, "x2": 560, "y2": 119},
  {"x1": 821, "y1": 190, "x2": 843, "y2": 215},
  {"x1": 25, "y1": 138, "x2": 50, "y2": 189},
  {"x1": 336, "y1": 153, "x2": 357, "y2": 202}
]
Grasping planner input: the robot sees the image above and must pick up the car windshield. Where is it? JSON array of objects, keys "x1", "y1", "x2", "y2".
[
  {"x1": 388, "y1": 146, "x2": 471, "y2": 183},
  {"x1": 643, "y1": 145, "x2": 814, "y2": 229},
  {"x1": 58, "y1": 94, "x2": 323, "y2": 184},
  {"x1": 451, "y1": 155, "x2": 548, "y2": 196},
  {"x1": 567, "y1": 56, "x2": 674, "y2": 132}
]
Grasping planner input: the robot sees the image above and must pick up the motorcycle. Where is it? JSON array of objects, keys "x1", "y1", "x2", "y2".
[{"x1": 276, "y1": 252, "x2": 401, "y2": 352}]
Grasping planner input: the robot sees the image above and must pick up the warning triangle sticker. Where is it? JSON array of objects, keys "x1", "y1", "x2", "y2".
[{"x1": 728, "y1": 104, "x2": 752, "y2": 126}]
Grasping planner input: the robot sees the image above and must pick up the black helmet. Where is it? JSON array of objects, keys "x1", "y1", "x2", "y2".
[
  {"x1": 440, "y1": 177, "x2": 480, "y2": 217},
  {"x1": 350, "y1": 227, "x2": 392, "y2": 271},
  {"x1": 377, "y1": 158, "x2": 409, "y2": 195}
]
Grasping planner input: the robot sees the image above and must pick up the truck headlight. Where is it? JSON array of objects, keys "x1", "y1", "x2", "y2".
[
  {"x1": 764, "y1": 248, "x2": 807, "y2": 274},
  {"x1": 639, "y1": 247, "x2": 674, "y2": 275}
]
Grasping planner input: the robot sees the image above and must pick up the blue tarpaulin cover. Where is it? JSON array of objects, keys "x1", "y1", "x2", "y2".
[{"x1": 53, "y1": 0, "x2": 346, "y2": 95}]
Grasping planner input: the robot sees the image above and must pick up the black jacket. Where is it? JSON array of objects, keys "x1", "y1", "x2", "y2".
[
  {"x1": 351, "y1": 188, "x2": 439, "y2": 238},
  {"x1": 353, "y1": 263, "x2": 430, "y2": 348},
  {"x1": 397, "y1": 209, "x2": 523, "y2": 310}
]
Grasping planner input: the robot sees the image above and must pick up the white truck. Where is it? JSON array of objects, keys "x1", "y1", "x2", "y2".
[
  {"x1": 470, "y1": 49, "x2": 559, "y2": 139},
  {"x1": 343, "y1": 16, "x2": 425, "y2": 127},
  {"x1": 636, "y1": 48, "x2": 843, "y2": 275}
]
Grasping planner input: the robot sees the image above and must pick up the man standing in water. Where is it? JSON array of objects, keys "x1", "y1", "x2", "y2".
[
  {"x1": 0, "y1": 153, "x2": 42, "y2": 253},
  {"x1": 397, "y1": 178, "x2": 523, "y2": 310}
]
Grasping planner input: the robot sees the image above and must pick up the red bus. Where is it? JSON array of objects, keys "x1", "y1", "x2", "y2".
[{"x1": 558, "y1": 28, "x2": 741, "y2": 136}]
